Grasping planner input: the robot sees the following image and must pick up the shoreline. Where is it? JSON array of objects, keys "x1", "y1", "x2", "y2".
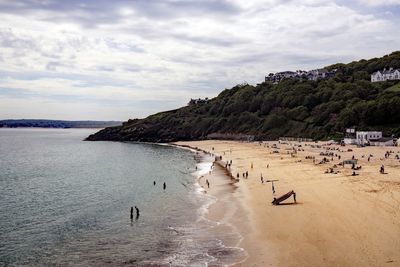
[
  {"x1": 175, "y1": 143, "x2": 277, "y2": 266},
  {"x1": 176, "y1": 140, "x2": 400, "y2": 266},
  {"x1": 176, "y1": 144, "x2": 250, "y2": 266}
]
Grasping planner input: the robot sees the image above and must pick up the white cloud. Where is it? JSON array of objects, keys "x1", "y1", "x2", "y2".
[
  {"x1": 358, "y1": 0, "x2": 400, "y2": 6},
  {"x1": 0, "y1": 0, "x2": 399, "y2": 120}
]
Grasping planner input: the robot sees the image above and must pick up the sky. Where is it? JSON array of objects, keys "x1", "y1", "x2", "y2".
[{"x1": 0, "y1": 0, "x2": 399, "y2": 121}]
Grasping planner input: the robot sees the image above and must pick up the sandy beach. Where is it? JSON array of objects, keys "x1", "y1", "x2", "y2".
[{"x1": 175, "y1": 140, "x2": 400, "y2": 267}]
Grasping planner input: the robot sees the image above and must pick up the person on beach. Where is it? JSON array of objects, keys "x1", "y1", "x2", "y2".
[
  {"x1": 380, "y1": 165, "x2": 385, "y2": 174},
  {"x1": 206, "y1": 179, "x2": 210, "y2": 188},
  {"x1": 135, "y1": 206, "x2": 140, "y2": 219},
  {"x1": 246, "y1": 171, "x2": 248, "y2": 178},
  {"x1": 261, "y1": 175, "x2": 264, "y2": 184},
  {"x1": 237, "y1": 173, "x2": 239, "y2": 179},
  {"x1": 163, "y1": 182, "x2": 166, "y2": 190}
]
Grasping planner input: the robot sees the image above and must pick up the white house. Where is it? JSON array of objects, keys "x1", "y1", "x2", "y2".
[
  {"x1": 369, "y1": 138, "x2": 395, "y2": 147},
  {"x1": 371, "y1": 68, "x2": 400, "y2": 82},
  {"x1": 356, "y1": 131, "x2": 382, "y2": 145}
]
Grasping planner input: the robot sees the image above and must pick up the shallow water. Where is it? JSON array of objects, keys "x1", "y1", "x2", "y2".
[{"x1": 0, "y1": 128, "x2": 245, "y2": 266}]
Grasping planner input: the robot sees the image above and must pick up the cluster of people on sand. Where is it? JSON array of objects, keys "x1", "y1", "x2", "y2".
[
  {"x1": 325, "y1": 167, "x2": 340, "y2": 174},
  {"x1": 225, "y1": 160, "x2": 233, "y2": 169},
  {"x1": 384, "y1": 150, "x2": 396, "y2": 159},
  {"x1": 241, "y1": 171, "x2": 249, "y2": 179}
]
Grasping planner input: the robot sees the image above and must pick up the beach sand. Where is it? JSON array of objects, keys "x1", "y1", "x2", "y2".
[{"x1": 176, "y1": 140, "x2": 400, "y2": 266}]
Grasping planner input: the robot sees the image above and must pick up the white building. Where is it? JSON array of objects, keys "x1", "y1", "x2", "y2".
[
  {"x1": 356, "y1": 131, "x2": 382, "y2": 145},
  {"x1": 369, "y1": 138, "x2": 395, "y2": 147},
  {"x1": 371, "y1": 68, "x2": 400, "y2": 82}
]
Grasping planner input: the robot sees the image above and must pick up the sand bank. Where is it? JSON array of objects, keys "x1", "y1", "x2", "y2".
[{"x1": 175, "y1": 140, "x2": 400, "y2": 266}]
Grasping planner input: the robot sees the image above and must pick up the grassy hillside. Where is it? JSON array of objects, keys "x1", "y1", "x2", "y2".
[{"x1": 87, "y1": 51, "x2": 400, "y2": 142}]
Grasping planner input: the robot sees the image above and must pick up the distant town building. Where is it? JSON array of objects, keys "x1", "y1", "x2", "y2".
[
  {"x1": 307, "y1": 68, "x2": 337, "y2": 81},
  {"x1": 369, "y1": 137, "x2": 395, "y2": 147},
  {"x1": 188, "y1": 98, "x2": 209, "y2": 106},
  {"x1": 356, "y1": 131, "x2": 382, "y2": 146},
  {"x1": 371, "y1": 68, "x2": 400, "y2": 82},
  {"x1": 343, "y1": 128, "x2": 357, "y2": 145},
  {"x1": 343, "y1": 130, "x2": 395, "y2": 146},
  {"x1": 265, "y1": 68, "x2": 337, "y2": 84}
]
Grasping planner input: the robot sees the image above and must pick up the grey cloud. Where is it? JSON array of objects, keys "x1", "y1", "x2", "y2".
[
  {"x1": 104, "y1": 39, "x2": 145, "y2": 53},
  {"x1": 96, "y1": 66, "x2": 115, "y2": 72},
  {"x1": 46, "y1": 61, "x2": 63, "y2": 71},
  {"x1": 171, "y1": 33, "x2": 246, "y2": 47},
  {"x1": 0, "y1": 0, "x2": 241, "y2": 28},
  {"x1": 0, "y1": 29, "x2": 39, "y2": 50}
]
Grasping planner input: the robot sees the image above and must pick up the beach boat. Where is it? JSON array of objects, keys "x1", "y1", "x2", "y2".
[{"x1": 272, "y1": 190, "x2": 296, "y2": 205}]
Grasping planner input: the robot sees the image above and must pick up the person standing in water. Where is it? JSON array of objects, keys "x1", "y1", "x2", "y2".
[
  {"x1": 206, "y1": 179, "x2": 210, "y2": 188},
  {"x1": 135, "y1": 206, "x2": 140, "y2": 219},
  {"x1": 163, "y1": 182, "x2": 166, "y2": 190},
  {"x1": 153, "y1": 181, "x2": 156, "y2": 186},
  {"x1": 130, "y1": 207, "x2": 133, "y2": 219}
]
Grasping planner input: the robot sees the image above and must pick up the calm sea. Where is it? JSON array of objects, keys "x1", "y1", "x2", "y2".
[{"x1": 0, "y1": 128, "x2": 244, "y2": 266}]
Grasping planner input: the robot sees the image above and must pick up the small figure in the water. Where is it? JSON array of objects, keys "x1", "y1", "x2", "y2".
[
  {"x1": 163, "y1": 182, "x2": 166, "y2": 190},
  {"x1": 135, "y1": 206, "x2": 140, "y2": 219},
  {"x1": 206, "y1": 179, "x2": 210, "y2": 188},
  {"x1": 153, "y1": 181, "x2": 156, "y2": 186},
  {"x1": 130, "y1": 207, "x2": 133, "y2": 219}
]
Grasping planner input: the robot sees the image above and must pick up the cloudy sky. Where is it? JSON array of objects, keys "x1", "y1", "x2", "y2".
[{"x1": 0, "y1": 0, "x2": 399, "y2": 121}]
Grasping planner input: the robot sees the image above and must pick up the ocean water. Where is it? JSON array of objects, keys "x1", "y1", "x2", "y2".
[{"x1": 0, "y1": 128, "x2": 245, "y2": 266}]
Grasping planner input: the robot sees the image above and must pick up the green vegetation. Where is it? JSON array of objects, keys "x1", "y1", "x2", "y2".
[
  {"x1": 87, "y1": 51, "x2": 400, "y2": 142},
  {"x1": 385, "y1": 83, "x2": 400, "y2": 93}
]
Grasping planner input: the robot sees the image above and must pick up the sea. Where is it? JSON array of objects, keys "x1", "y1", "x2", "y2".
[{"x1": 0, "y1": 128, "x2": 245, "y2": 266}]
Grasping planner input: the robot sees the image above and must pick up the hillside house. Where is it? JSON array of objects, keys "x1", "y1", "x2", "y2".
[
  {"x1": 188, "y1": 98, "x2": 209, "y2": 106},
  {"x1": 265, "y1": 71, "x2": 298, "y2": 84},
  {"x1": 371, "y1": 68, "x2": 400, "y2": 82},
  {"x1": 265, "y1": 68, "x2": 336, "y2": 84},
  {"x1": 307, "y1": 68, "x2": 337, "y2": 81}
]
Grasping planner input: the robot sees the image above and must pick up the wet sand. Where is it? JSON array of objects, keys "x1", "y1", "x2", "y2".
[{"x1": 176, "y1": 140, "x2": 400, "y2": 266}]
